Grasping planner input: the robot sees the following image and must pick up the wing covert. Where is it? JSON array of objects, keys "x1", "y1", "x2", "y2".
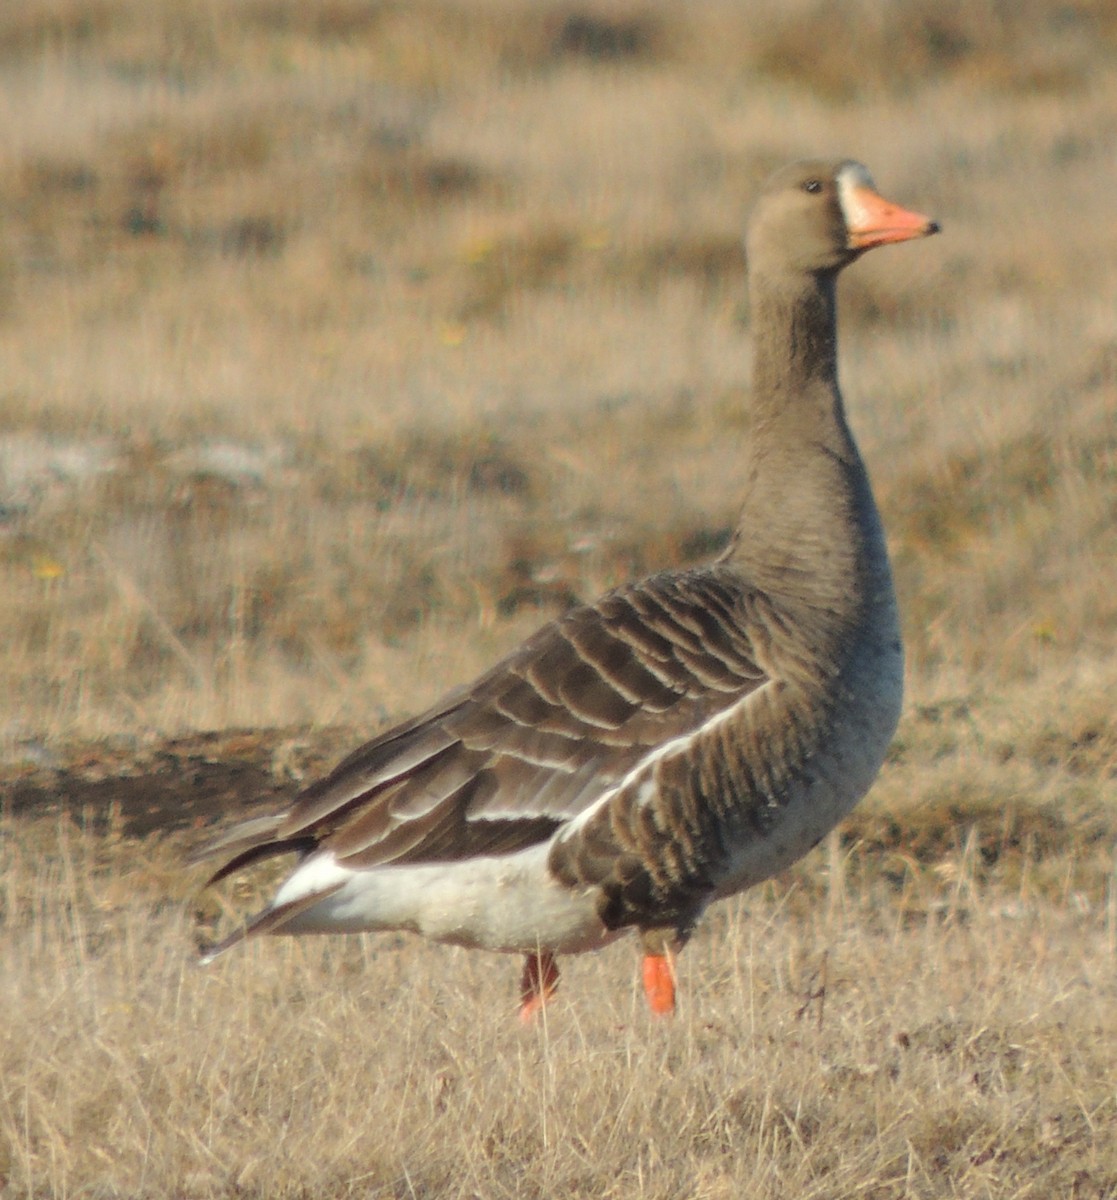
[{"x1": 280, "y1": 565, "x2": 769, "y2": 869}]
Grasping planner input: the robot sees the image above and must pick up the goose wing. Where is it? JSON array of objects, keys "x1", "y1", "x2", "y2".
[{"x1": 196, "y1": 565, "x2": 768, "y2": 876}]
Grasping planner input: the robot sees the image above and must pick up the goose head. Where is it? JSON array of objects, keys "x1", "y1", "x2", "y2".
[{"x1": 745, "y1": 159, "x2": 939, "y2": 279}]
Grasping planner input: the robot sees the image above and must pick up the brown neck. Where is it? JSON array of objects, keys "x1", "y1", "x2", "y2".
[
  {"x1": 724, "y1": 264, "x2": 886, "y2": 628},
  {"x1": 748, "y1": 268, "x2": 842, "y2": 436}
]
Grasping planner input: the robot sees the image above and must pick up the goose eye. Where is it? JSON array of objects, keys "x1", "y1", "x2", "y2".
[{"x1": 803, "y1": 179, "x2": 823, "y2": 194}]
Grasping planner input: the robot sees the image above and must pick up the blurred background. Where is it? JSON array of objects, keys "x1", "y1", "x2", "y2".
[
  {"x1": 3, "y1": 7, "x2": 1117, "y2": 1197},
  {"x1": 1, "y1": 0, "x2": 1115, "y2": 752}
]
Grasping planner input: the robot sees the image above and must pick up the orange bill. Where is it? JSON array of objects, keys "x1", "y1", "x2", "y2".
[{"x1": 840, "y1": 170, "x2": 939, "y2": 251}]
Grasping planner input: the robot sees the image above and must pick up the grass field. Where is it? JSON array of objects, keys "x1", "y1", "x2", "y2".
[{"x1": 2, "y1": 1, "x2": 1116, "y2": 1195}]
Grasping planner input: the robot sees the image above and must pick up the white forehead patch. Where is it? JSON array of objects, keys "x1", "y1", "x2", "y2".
[{"x1": 836, "y1": 162, "x2": 877, "y2": 226}]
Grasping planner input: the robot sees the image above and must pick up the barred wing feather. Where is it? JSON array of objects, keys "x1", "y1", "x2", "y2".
[{"x1": 212, "y1": 566, "x2": 768, "y2": 873}]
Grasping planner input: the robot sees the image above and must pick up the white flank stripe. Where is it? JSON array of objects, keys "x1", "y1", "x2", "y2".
[{"x1": 559, "y1": 677, "x2": 773, "y2": 836}]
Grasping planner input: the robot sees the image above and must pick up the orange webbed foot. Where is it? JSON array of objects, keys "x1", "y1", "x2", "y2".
[
  {"x1": 519, "y1": 951, "x2": 559, "y2": 1023},
  {"x1": 642, "y1": 952, "x2": 677, "y2": 1016}
]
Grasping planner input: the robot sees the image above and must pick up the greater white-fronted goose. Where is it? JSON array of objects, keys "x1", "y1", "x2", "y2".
[{"x1": 192, "y1": 160, "x2": 938, "y2": 1020}]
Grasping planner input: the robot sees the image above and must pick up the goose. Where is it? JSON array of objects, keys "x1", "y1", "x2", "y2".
[{"x1": 191, "y1": 159, "x2": 938, "y2": 1021}]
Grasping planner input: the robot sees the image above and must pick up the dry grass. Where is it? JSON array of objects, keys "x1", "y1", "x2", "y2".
[
  {"x1": 3, "y1": 0, "x2": 1117, "y2": 738},
  {"x1": 2, "y1": 0, "x2": 1117, "y2": 1195},
  {"x1": 0, "y1": 39, "x2": 1114, "y2": 707},
  {"x1": 3, "y1": 790, "x2": 1116, "y2": 1199}
]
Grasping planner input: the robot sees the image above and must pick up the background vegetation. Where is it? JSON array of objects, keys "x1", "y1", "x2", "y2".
[{"x1": 1, "y1": 1, "x2": 1115, "y2": 1196}]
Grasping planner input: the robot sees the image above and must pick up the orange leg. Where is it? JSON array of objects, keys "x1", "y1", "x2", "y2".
[
  {"x1": 519, "y1": 951, "x2": 559, "y2": 1023},
  {"x1": 641, "y1": 951, "x2": 677, "y2": 1016}
]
